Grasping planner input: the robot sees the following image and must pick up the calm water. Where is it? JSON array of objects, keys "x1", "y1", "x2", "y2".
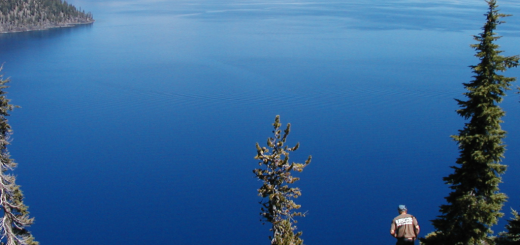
[{"x1": 1, "y1": 0, "x2": 520, "y2": 244}]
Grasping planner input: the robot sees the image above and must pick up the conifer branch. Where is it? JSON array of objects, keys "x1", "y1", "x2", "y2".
[{"x1": 0, "y1": 67, "x2": 37, "y2": 245}]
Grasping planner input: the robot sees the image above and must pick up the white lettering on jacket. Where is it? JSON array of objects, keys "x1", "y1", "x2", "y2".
[{"x1": 395, "y1": 217, "x2": 413, "y2": 227}]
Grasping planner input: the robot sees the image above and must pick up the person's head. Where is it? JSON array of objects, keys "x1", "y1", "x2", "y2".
[{"x1": 398, "y1": 205, "x2": 407, "y2": 214}]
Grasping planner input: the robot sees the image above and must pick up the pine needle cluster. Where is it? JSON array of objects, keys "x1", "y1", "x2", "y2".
[{"x1": 496, "y1": 209, "x2": 520, "y2": 244}]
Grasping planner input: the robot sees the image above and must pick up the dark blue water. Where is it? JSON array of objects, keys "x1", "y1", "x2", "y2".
[{"x1": 1, "y1": 0, "x2": 520, "y2": 244}]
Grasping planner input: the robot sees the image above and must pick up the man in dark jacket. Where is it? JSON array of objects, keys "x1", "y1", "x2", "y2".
[{"x1": 390, "y1": 205, "x2": 420, "y2": 244}]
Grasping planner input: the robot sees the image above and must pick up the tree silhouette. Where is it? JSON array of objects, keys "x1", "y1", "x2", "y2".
[
  {"x1": 422, "y1": 1, "x2": 519, "y2": 244},
  {"x1": 496, "y1": 209, "x2": 520, "y2": 244},
  {"x1": 0, "y1": 67, "x2": 37, "y2": 245},
  {"x1": 254, "y1": 115, "x2": 311, "y2": 245}
]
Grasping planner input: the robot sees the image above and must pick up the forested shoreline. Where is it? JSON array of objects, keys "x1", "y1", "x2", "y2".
[{"x1": 0, "y1": 0, "x2": 93, "y2": 33}]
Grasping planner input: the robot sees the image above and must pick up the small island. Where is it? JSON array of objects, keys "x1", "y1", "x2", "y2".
[{"x1": 0, "y1": 0, "x2": 94, "y2": 33}]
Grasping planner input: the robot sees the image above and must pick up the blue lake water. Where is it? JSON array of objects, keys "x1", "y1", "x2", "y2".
[{"x1": 1, "y1": 0, "x2": 520, "y2": 244}]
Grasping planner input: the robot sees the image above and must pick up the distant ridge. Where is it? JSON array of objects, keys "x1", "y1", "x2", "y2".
[{"x1": 0, "y1": 0, "x2": 94, "y2": 33}]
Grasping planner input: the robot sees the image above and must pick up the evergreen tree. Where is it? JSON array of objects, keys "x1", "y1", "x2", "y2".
[
  {"x1": 496, "y1": 209, "x2": 520, "y2": 244},
  {"x1": 253, "y1": 115, "x2": 311, "y2": 245},
  {"x1": 422, "y1": 1, "x2": 519, "y2": 244},
  {"x1": 0, "y1": 67, "x2": 37, "y2": 245}
]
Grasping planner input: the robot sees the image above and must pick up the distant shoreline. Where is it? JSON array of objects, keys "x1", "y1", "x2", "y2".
[{"x1": 0, "y1": 20, "x2": 95, "y2": 34}]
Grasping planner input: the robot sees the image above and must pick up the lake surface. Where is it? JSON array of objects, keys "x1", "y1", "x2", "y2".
[{"x1": 1, "y1": 0, "x2": 520, "y2": 244}]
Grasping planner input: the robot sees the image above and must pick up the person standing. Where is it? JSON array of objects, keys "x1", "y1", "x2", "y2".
[{"x1": 390, "y1": 205, "x2": 420, "y2": 244}]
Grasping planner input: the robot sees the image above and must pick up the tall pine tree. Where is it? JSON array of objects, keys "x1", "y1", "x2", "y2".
[
  {"x1": 0, "y1": 67, "x2": 37, "y2": 245},
  {"x1": 254, "y1": 115, "x2": 311, "y2": 245},
  {"x1": 422, "y1": 1, "x2": 519, "y2": 244}
]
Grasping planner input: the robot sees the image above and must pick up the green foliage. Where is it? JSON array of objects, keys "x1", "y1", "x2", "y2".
[
  {"x1": 0, "y1": 0, "x2": 93, "y2": 33},
  {"x1": 422, "y1": 1, "x2": 519, "y2": 244},
  {"x1": 254, "y1": 115, "x2": 311, "y2": 245},
  {"x1": 0, "y1": 67, "x2": 37, "y2": 245},
  {"x1": 496, "y1": 209, "x2": 520, "y2": 244}
]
